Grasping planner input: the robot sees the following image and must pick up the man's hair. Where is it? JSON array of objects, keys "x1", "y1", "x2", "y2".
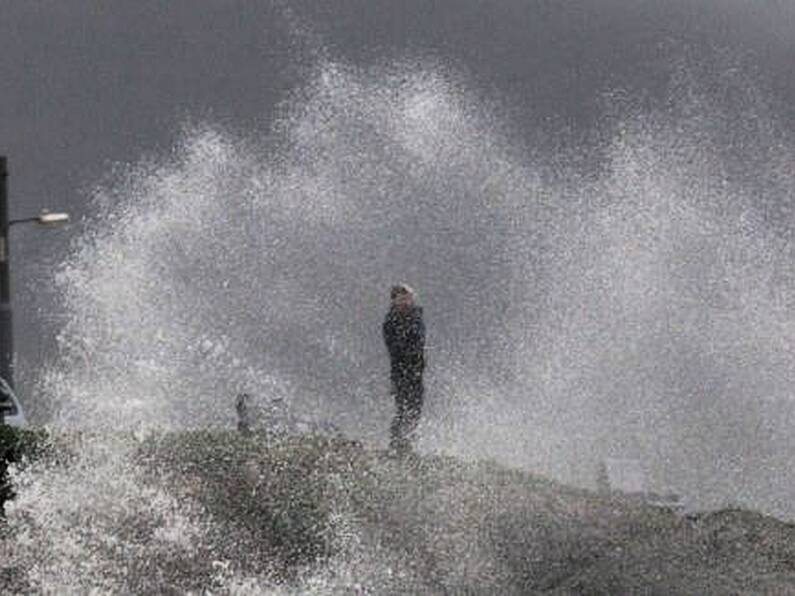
[{"x1": 390, "y1": 283, "x2": 416, "y2": 300}]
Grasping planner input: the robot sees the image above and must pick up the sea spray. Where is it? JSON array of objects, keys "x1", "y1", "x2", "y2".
[
  {"x1": 3, "y1": 44, "x2": 795, "y2": 592},
  {"x1": 4, "y1": 433, "x2": 212, "y2": 593},
  {"x1": 30, "y1": 52, "x2": 795, "y2": 510}
]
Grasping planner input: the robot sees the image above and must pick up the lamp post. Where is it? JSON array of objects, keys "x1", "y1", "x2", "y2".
[
  {"x1": 0, "y1": 157, "x2": 12, "y2": 399},
  {"x1": 0, "y1": 156, "x2": 69, "y2": 425}
]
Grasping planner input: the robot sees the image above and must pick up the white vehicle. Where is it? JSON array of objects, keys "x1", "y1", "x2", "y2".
[{"x1": 0, "y1": 377, "x2": 26, "y2": 427}]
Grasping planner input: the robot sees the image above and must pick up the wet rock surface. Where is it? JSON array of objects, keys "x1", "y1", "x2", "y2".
[{"x1": 4, "y1": 431, "x2": 793, "y2": 594}]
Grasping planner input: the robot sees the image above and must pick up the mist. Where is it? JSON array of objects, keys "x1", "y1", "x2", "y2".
[{"x1": 27, "y1": 35, "x2": 795, "y2": 519}]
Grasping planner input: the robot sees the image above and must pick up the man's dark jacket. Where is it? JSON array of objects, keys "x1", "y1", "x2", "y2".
[{"x1": 382, "y1": 306, "x2": 425, "y2": 380}]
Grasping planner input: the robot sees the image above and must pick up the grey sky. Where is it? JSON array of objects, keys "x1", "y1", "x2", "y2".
[{"x1": 1, "y1": 0, "x2": 793, "y2": 406}]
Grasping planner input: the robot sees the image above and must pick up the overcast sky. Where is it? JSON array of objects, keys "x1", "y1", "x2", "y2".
[{"x1": 1, "y1": 0, "x2": 793, "y2": 396}]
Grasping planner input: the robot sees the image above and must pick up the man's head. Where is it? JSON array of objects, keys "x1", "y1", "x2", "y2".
[{"x1": 390, "y1": 284, "x2": 416, "y2": 312}]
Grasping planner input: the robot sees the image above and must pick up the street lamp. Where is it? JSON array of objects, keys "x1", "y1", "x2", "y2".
[
  {"x1": 0, "y1": 156, "x2": 69, "y2": 425},
  {"x1": 9, "y1": 210, "x2": 70, "y2": 227}
]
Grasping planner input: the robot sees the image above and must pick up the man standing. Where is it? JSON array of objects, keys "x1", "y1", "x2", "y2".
[{"x1": 382, "y1": 284, "x2": 426, "y2": 453}]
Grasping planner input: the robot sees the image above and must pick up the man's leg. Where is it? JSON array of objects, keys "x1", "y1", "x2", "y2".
[
  {"x1": 402, "y1": 377, "x2": 424, "y2": 441},
  {"x1": 389, "y1": 383, "x2": 407, "y2": 450},
  {"x1": 390, "y1": 377, "x2": 417, "y2": 453}
]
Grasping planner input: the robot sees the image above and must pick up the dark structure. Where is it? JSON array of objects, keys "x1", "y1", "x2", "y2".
[
  {"x1": 236, "y1": 393, "x2": 253, "y2": 436},
  {"x1": 382, "y1": 284, "x2": 425, "y2": 452},
  {"x1": 0, "y1": 157, "x2": 69, "y2": 426}
]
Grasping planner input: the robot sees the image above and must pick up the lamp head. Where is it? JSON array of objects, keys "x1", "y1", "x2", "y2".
[{"x1": 37, "y1": 210, "x2": 70, "y2": 226}]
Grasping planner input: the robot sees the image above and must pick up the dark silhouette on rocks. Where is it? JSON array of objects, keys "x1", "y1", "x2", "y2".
[{"x1": 382, "y1": 284, "x2": 426, "y2": 453}]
